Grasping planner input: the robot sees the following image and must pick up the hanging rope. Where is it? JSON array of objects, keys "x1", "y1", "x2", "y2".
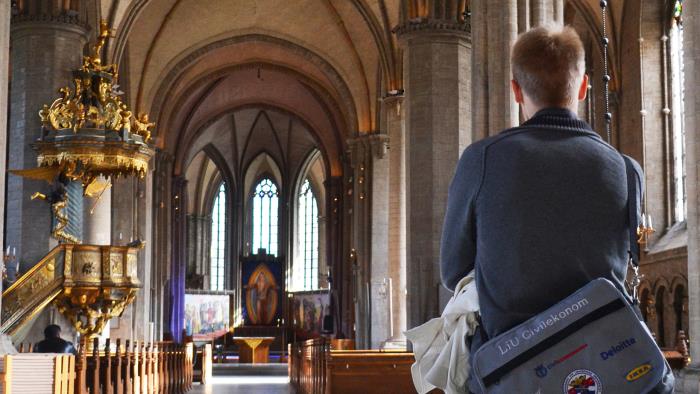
[{"x1": 600, "y1": 0, "x2": 612, "y2": 143}]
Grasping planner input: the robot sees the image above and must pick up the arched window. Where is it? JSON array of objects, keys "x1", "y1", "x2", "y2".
[
  {"x1": 252, "y1": 178, "x2": 279, "y2": 255},
  {"x1": 656, "y1": 287, "x2": 667, "y2": 347},
  {"x1": 296, "y1": 179, "x2": 319, "y2": 290},
  {"x1": 640, "y1": 288, "x2": 650, "y2": 323},
  {"x1": 669, "y1": 0, "x2": 686, "y2": 222},
  {"x1": 210, "y1": 183, "x2": 227, "y2": 291},
  {"x1": 673, "y1": 284, "x2": 685, "y2": 334}
]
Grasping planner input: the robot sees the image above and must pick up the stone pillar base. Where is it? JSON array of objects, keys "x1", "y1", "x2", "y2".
[{"x1": 675, "y1": 366, "x2": 700, "y2": 393}]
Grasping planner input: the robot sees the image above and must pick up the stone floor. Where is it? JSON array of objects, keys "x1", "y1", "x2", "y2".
[
  {"x1": 189, "y1": 375, "x2": 292, "y2": 394},
  {"x1": 189, "y1": 363, "x2": 292, "y2": 394}
]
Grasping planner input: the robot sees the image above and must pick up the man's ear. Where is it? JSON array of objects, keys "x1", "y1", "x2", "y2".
[
  {"x1": 578, "y1": 73, "x2": 589, "y2": 101},
  {"x1": 511, "y1": 79, "x2": 524, "y2": 104}
]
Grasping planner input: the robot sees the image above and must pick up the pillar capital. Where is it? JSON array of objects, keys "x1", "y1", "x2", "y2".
[
  {"x1": 11, "y1": 1, "x2": 86, "y2": 27},
  {"x1": 394, "y1": 17, "x2": 470, "y2": 44},
  {"x1": 348, "y1": 134, "x2": 390, "y2": 165}
]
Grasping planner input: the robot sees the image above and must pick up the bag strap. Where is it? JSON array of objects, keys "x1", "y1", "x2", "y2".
[
  {"x1": 622, "y1": 155, "x2": 641, "y2": 267},
  {"x1": 622, "y1": 154, "x2": 645, "y2": 306}
]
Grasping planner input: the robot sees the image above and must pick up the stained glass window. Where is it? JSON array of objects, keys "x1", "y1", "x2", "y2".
[
  {"x1": 252, "y1": 178, "x2": 279, "y2": 255},
  {"x1": 670, "y1": 2, "x2": 686, "y2": 222},
  {"x1": 296, "y1": 179, "x2": 319, "y2": 290},
  {"x1": 210, "y1": 183, "x2": 226, "y2": 291}
]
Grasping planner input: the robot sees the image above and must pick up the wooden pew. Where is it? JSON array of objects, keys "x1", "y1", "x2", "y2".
[
  {"x1": 112, "y1": 339, "x2": 123, "y2": 394},
  {"x1": 193, "y1": 344, "x2": 212, "y2": 385},
  {"x1": 326, "y1": 350, "x2": 416, "y2": 394},
  {"x1": 14, "y1": 336, "x2": 194, "y2": 394},
  {"x1": 122, "y1": 340, "x2": 132, "y2": 394},
  {"x1": 0, "y1": 353, "x2": 75, "y2": 393},
  {"x1": 63, "y1": 337, "x2": 194, "y2": 394},
  {"x1": 290, "y1": 338, "x2": 418, "y2": 394}
]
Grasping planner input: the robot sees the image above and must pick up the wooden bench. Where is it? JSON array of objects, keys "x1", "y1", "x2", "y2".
[
  {"x1": 290, "y1": 339, "x2": 417, "y2": 394},
  {"x1": 18, "y1": 337, "x2": 194, "y2": 394},
  {"x1": 0, "y1": 353, "x2": 74, "y2": 394},
  {"x1": 327, "y1": 350, "x2": 416, "y2": 394}
]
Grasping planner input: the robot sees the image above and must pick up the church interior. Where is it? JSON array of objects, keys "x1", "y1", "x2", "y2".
[{"x1": 0, "y1": 0, "x2": 697, "y2": 392}]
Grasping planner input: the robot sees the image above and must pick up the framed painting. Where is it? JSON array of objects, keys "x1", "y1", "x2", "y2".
[
  {"x1": 291, "y1": 290, "x2": 331, "y2": 337},
  {"x1": 241, "y1": 256, "x2": 285, "y2": 326},
  {"x1": 184, "y1": 292, "x2": 231, "y2": 341}
]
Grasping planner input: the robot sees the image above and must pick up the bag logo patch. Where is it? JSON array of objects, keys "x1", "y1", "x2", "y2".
[
  {"x1": 535, "y1": 364, "x2": 548, "y2": 378},
  {"x1": 600, "y1": 337, "x2": 636, "y2": 360},
  {"x1": 534, "y1": 344, "x2": 588, "y2": 378},
  {"x1": 626, "y1": 363, "x2": 652, "y2": 382},
  {"x1": 563, "y1": 369, "x2": 602, "y2": 394}
]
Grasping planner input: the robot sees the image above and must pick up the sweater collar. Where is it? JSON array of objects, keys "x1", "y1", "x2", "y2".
[{"x1": 522, "y1": 107, "x2": 594, "y2": 132}]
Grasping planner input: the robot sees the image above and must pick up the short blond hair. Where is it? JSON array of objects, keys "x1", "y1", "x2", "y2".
[{"x1": 511, "y1": 25, "x2": 585, "y2": 107}]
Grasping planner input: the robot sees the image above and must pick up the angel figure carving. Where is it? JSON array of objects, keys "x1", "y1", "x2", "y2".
[{"x1": 133, "y1": 113, "x2": 155, "y2": 143}]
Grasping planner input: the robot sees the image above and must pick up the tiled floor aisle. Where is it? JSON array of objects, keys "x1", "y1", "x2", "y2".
[{"x1": 189, "y1": 376, "x2": 293, "y2": 394}]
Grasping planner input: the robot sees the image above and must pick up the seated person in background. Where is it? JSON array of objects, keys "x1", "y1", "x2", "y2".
[{"x1": 34, "y1": 324, "x2": 77, "y2": 355}]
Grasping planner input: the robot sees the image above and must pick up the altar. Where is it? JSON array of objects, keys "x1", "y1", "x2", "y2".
[{"x1": 233, "y1": 336, "x2": 276, "y2": 364}]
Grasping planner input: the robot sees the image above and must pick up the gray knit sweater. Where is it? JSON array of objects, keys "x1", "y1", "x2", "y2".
[
  {"x1": 440, "y1": 107, "x2": 637, "y2": 337},
  {"x1": 439, "y1": 108, "x2": 675, "y2": 393}
]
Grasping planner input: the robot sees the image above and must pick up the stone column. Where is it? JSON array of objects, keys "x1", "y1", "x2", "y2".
[
  {"x1": 369, "y1": 96, "x2": 407, "y2": 348},
  {"x1": 395, "y1": 17, "x2": 471, "y2": 329},
  {"x1": 473, "y1": 0, "x2": 519, "y2": 138},
  {"x1": 324, "y1": 176, "x2": 347, "y2": 337},
  {"x1": 83, "y1": 178, "x2": 112, "y2": 245},
  {"x1": 152, "y1": 150, "x2": 174, "y2": 341},
  {"x1": 677, "y1": 0, "x2": 700, "y2": 391},
  {"x1": 472, "y1": 0, "x2": 563, "y2": 140},
  {"x1": 387, "y1": 98, "x2": 407, "y2": 345},
  {"x1": 81, "y1": 179, "x2": 112, "y2": 342},
  {"x1": 348, "y1": 136, "x2": 372, "y2": 348},
  {"x1": 185, "y1": 213, "x2": 210, "y2": 288},
  {"x1": 553, "y1": 0, "x2": 565, "y2": 23},
  {"x1": 7, "y1": 7, "x2": 87, "y2": 270},
  {"x1": 529, "y1": 0, "x2": 547, "y2": 27},
  {"x1": 133, "y1": 170, "x2": 154, "y2": 341},
  {"x1": 0, "y1": 0, "x2": 10, "y2": 322},
  {"x1": 169, "y1": 176, "x2": 187, "y2": 341},
  {"x1": 109, "y1": 175, "x2": 146, "y2": 341},
  {"x1": 367, "y1": 133, "x2": 391, "y2": 349}
]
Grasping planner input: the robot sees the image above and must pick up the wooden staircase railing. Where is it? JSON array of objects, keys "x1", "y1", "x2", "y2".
[
  {"x1": 1, "y1": 245, "x2": 66, "y2": 338},
  {"x1": 1, "y1": 244, "x2": 142, "y2": 341}
]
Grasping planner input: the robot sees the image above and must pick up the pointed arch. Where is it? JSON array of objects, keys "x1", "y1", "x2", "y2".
[
  {"x1": 290, "y1": 149, "x2": 328, "y2": 291},
  {"x1": 243, "y1": 152, "x2": 283, "y2": 256},
  {"x1": 210, "y1": 181, "x2": 227, "y2": 291}
]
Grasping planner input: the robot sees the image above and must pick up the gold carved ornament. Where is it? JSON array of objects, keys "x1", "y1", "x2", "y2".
[
  {"x1": 31, "y1": 19, "x2": 155, "y2": 190},
  {"x1": 3, "y1": 21, "x2": 150, "y2": 339},
  {"x1": 38, "y1": 20, "x2": 153, "y2": 142},
  {"x1": 54, "y1": 245, "x2": 142, "y2": 338},
  {"x1": 9, "y1": 19, "x2": 155, "y2": 246}
]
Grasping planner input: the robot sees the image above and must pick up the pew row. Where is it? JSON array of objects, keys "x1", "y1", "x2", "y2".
[
  {"x1": 15, "y1": 337, "x2": 194, "y2": 394},
  {"x1": 0, "y1": 353, "x2": 74, "y2": 394},
  {"x1": 290, "y1": 338, "x2": 418, "y2": 394}
]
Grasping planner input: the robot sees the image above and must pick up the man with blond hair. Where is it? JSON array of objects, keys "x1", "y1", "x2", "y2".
[{"x1": 440, "y1": 25, "x2": 674, "y2": 392}]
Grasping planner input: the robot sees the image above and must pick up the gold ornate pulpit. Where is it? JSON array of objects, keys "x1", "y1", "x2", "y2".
[
  {"x1": 1, "y1": 244, "x2": 141, "y2": 339},
  {"x1": 3, "y1": 20, "x2": 153, "y2": 340}
]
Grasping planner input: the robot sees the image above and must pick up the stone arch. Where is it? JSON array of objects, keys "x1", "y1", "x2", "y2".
[
  {"x1": 289, "y1": 149, "x2": 328, "y2": 291},
  {"x1": 641, "y1": 287, "x2": 652, "y2": 321},
  {"x1": 243, "y1": 153, "x2": 284, "y2": 257},
  {"x1": 671, "y1": 275, "x2": 689, "y2": 342},
  {"x1": 148, "y1": 34, "x2": 360, "y2": 140},
  {"x1": 168, "y1": 65, "x2": 344, "y2": 178},
  {"x1": 655, "y1": 284, "x2": 668, "y2": 346}
]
